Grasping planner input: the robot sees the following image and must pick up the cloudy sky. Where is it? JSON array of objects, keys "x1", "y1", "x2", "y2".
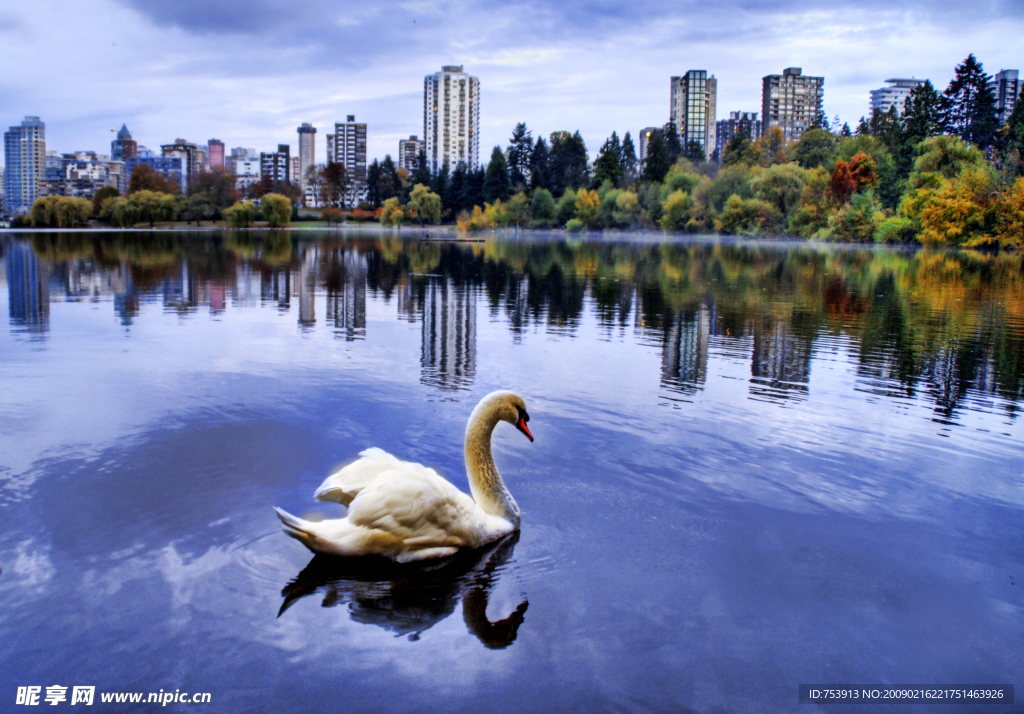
[{"x1": 2, "y1": 0, "x2": 1021, "y2": 165}]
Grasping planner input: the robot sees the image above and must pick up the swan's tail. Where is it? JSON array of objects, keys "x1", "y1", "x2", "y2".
[{"x1": 274, "y1": 507, "x2": 321, "y2": 551}]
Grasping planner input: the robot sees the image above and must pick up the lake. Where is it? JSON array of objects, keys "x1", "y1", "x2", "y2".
[{"x1": 1, "y1": 228, "x2": 1022, "y2": 713}]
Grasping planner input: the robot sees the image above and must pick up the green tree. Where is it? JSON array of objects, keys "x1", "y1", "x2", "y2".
[
  {"x1": 506, "y1": 192, "x2": 531, "y2": 227},
  {"x1": 484, "y1": 146, "x2": 513, "y2": 203},
  {"x1": 548, "y1": 131, "x2": 589, "y2": 196},
  {"x1": 365, "y1": 160, "x2": 382, "y2": 207},
  {"x1": 619, "y1": 132, "x2": 638, "y2": 187},
  {"x1": 682, "y1": 140, "x2": 705, "y2": 163},
  {"x1": 555, "y1": 188, "x2": 577, "y2": 226},
  {"x1": 528, "y1": 137, "x2": 550, "y2": 192},
  {"x1": 260, "y1": 193, "x2": 292, "y2": 227},
  {"x1": 640, "y1": 128, "x2": 671, "y2": 183},
  {"x1": 448, "y1": 162, "x2": 467, "y2": 215},
  {"x1": 530, "y1": 188, "x2": 557, "y2": 226},
  {"x1": 127, "y1": 190, "x2": 175, "y2": 228},
  {"x1": 177, "y1": 193, "x2": 216, "y2": 225},
  {"x1": 663, "y1": 122, "x2": 682, "y2": 165},
  {"x1": 223, "y1": 201, "x2": 259, "y2": 228},
  {"x1": 507, "y1": 123, "x2": 533, "y2": 188},
  {"x1": 108, "y1": 197, "x2": 138, "y2": 228},
  {"x1": 430, "y1": 161, "x2": 449, "y2": 213},
  {"x1": 592, "y1": 131, "x2": 623, "y2": 188},
  {"x1": 377, "y1": 156, "x2": 401, "y2": 204},
  {"x1": 91, "y1": 186, "x2": 120, "y2": 217},
  {"x1": 660, "y1": 189, "x2": 692, "y2": 231},
  {"x1": 792, "y1": 128, "x2": 836, "y2": 169},
  {"x1": 412, "y1": 150, "x2": 432, "y2": 188},
  {"x1": 408, "y1": 184, "x2": 441, "y2": 225},
  {"x1": 941, "y1": 54, "x2": 1000, "y2": 149}
]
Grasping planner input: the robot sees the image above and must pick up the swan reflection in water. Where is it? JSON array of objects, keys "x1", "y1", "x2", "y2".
[{"x1": 279, "y1": 532, "x2": 528, "y2": 649}]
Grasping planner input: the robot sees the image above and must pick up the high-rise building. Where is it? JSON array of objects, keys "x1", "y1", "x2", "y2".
[
  {"x1": 207, "y1": 139, "x2": 225, "y2": 170},
  {"x1": 111, "y1": 124, "x2": 137, "y2": 163},
  {"x1": 399, "y1": 135, "x2": 424, "y2": 174},
  {"x1": 424, "y1": 65, "x2": 480, "y2": 172},
  {"x1": 297, "y1": 123, "x2": 316, "y2": 190},
  {"x1": 160, "y1": 139, "x2": 204, "y2": 187},
  {"x1": 762, "y1": 67, "x2": 824, "y2": 142},
  {"x1": 330, "y1": 116, "x2": 367, "y2": 205},
  {"x1": 670, "y1": 71, "x2": 717, "y2": 160},
  {"x1": 4, "y1": 116, "x2": 46, "y2": 215},
  {"x1": 716, "y1": 111, "x2": 762, "y2": 158},
  {"x1": 991, "y1": 70, "x2": 1021, "y2": 125},
  {"x1": 638, "y1": 127, "x2": 658, "y2": 165},
  {"x1": 869, "y1": 78, "x2": 928, "y2": 117},
  {"x1": 260, "y1": 144, "x2": 290, "y2": 184}
]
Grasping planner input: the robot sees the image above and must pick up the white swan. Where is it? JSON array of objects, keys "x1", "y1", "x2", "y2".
[{"x1": 274, "y1": 390, "x2": 533, "y2": 563}]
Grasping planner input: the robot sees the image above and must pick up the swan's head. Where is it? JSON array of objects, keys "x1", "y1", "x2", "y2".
[{"x1": 479, "y1": 390, "x2": 534, "y2": 442}]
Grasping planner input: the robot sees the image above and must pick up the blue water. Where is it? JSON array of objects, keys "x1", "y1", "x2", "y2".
[{"x1": 0, "y1": 230, "x2": 1021, "y2": 712}]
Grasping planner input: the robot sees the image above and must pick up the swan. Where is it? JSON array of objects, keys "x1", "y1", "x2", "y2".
[{"x1": 274, "y1": 390, "x2": 533, "y2": 563}]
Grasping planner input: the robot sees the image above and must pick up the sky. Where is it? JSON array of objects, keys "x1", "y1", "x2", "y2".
[{"x1": 1, "y1": 0, "x2": 1022, "y2": 166}]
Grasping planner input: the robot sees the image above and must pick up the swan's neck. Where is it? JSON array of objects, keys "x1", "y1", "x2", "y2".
[{"x1": 465, "y1": 410, "x2": 520, "y2": 526}]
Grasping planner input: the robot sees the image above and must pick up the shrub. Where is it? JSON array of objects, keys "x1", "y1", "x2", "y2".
[
  {"x1": 565, "y1": 218, "x2": 585, "y2": 232},
  {"x1": 223, "y1": 201, "x2": 259, "y2": 228}
]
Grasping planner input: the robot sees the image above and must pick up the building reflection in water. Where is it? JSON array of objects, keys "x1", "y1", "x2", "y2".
[
  {"x1": 298, "y1": 247, "x2": 316, "y2": 328},
  {"x1": 323, "y1": 248, "x2": 366, "y2": 340},
  {"x1": 421, "y1": 278, "x2": 476, "y2": 390},
  {"x1": 6, "y1": 240, "x2": 49, "y2": 334},
  {"x1": 749, "y1": 315, "x2": 813, "y2": 403},
  {"x1": 660, "y1": 304, "x2": 712, "y2": 398},
  {"x1": 261, "y1": 266, "x2": 290, "y2": 312}
]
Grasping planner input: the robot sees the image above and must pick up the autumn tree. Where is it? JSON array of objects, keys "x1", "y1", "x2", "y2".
[
  {"x1": 260, "y1": 193, "x2": 292, "y2": 227},
  {"x1": 128, "y1": 164, "x2": 179, "y2": 195},
  {"x1": 322, "y1": 162, "x2": 348, "y2": 207}
]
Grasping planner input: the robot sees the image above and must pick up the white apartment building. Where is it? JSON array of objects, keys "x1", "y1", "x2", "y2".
[
  {"x1": 670, "y1": 71, "x2": 717, "y2": 161},
  {"x1": 399, "y1": 135, "x2": 425, "y2": 174},
  {"x1": 233, "y1": 158, "x2": 261, "y2": 190},
  {"x1": 424, "y1": 65, "x2": 480, "y2": 172},
  {"x1": 991, "y1": 70, "x2": 1021, "y2": 125},
  {"x1": 869, "y1": 78, "x2": 928, "y2": 117}
]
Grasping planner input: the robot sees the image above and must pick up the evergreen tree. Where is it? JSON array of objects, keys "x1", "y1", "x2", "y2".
[
  {"x1": 464, "y1": 166, "x2": 486, "y2": 209},
  {"x1": 548, "y1": 131, "x2": 589, "y2": 196},
  {"x1": 941, "y1": 54, "x2": 1000, "y2": 149},
  {"x1": 507, "y1": 122, "x2": 533, "y2": 188},
  {"x1": 683, "y1": 139, "x2": 705, "y2": 163},
  {"x1": 897, "y1": 80, "x2": 944, "y2": 180},
  {"x1": 640, "y1": 128, "x2": 671, "y2": 182},
  {"x1": 664, "y1": 122, "x2": 682, "y2": 165},
  {"x1": 365, "y1": 159, "x2": 382, "y2": 207},
  {"x1": 483, "y1": 146, "x2": 513, "y2": 203},
  {"x1": 840, "y1": 123, "x2": 853, "y2": 137},
  {"x1": 378, "y1": 155, "x2": 401, "y2": 203},
  {"x1": 448, "y1": 162, "x2": 467, "y2": 215},
  {"x1": 619, "y1": 132, "x2": 638, "y2": 186},
  {"x1": 529, "y1": 137, "x2": 550, "y2": 192},
  {"x1": 592, "y1": 131, "x2": 623, "y2": 188},
  {"x1": 1006, "y1": 97, "x2": 1024, "y2": 155},
  {"x1": 412, "y1": 149, "x2": 431, "y2": 188},
  {"x1": 431, "y1": 161, "x2": 450, "y2": 211}
]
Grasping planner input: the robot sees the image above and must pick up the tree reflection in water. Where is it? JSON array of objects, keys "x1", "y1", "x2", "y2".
[{"x1": 278, "y1": 533, "x2": 528, "y2": 649}]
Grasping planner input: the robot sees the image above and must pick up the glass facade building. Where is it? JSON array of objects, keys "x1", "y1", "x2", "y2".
[
  {"x1": 670, "y1": 71, "x2": 717, "y2": 161},
  {"x1": 3, "y1": 116, "x2": 46, "y2": 215}
]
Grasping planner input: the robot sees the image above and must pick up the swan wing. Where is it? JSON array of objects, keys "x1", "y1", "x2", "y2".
[
  {"x1": 346, "y1": 468, "x2": 482, "y2": 549},
  {"x1": 314, "y1": 448, "x2": 434, "y2": 506}
]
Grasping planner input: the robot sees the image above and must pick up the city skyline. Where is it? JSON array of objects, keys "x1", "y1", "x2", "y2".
[{"x1": 1, "y1": 0, "x2": 1019, "y2": 167}]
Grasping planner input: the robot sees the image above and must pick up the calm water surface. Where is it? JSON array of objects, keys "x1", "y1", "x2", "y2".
[{"x1": 1, "y1": 229, "x2": 1022, "y2": 713}]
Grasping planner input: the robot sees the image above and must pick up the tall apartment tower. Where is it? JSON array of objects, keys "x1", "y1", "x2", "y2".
[
  {"x1": 424, "y1": 65, "x2": 480, "y2": 172},
  {"x1": 3, "y1": 116, "x2": 46, "y2": 215},
  {"x1": 330, "y1": 115, "x2": 367, "y2": 185},
  {"x1": 869, "y1": 78, "x2": 927, "y2": 117},
  {"x1": 761, "y1": 67, "x2": 824, "y2": 142},
  {"x1": 716, "y1": 111, "x2": 762, "y2": 157},
  {"x1": 207, "y1": 139, "x2": 225, "y2": 170},
  {"x1": 991, "y1": 70, "x2": 1021, "y2": 125},
  {"x1": 670, "y1": 71, "x2": 717, "y2": 160},
  {"x1": 399, "y1": 135, "x2": 425, "y2": 174},
  {"x1": 111, "y1": 124, "x2": 138, "y2": 163},
  {"x1": 297, "y1": 123, "x2": 316, "y2": 189}
]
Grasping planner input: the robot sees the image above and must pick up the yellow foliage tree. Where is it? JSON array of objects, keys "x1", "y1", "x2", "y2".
[
  {"x1": 575, "y1": 188, "x2": 601, "y2": 227},
  {"x1": 380, "y1": 197, "x2": 404, "y2": 227}
]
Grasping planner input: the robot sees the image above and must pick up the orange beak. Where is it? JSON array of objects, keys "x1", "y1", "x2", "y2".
[{"x1": 516, "y1": 415, "x2": 534, "y2": 442}]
